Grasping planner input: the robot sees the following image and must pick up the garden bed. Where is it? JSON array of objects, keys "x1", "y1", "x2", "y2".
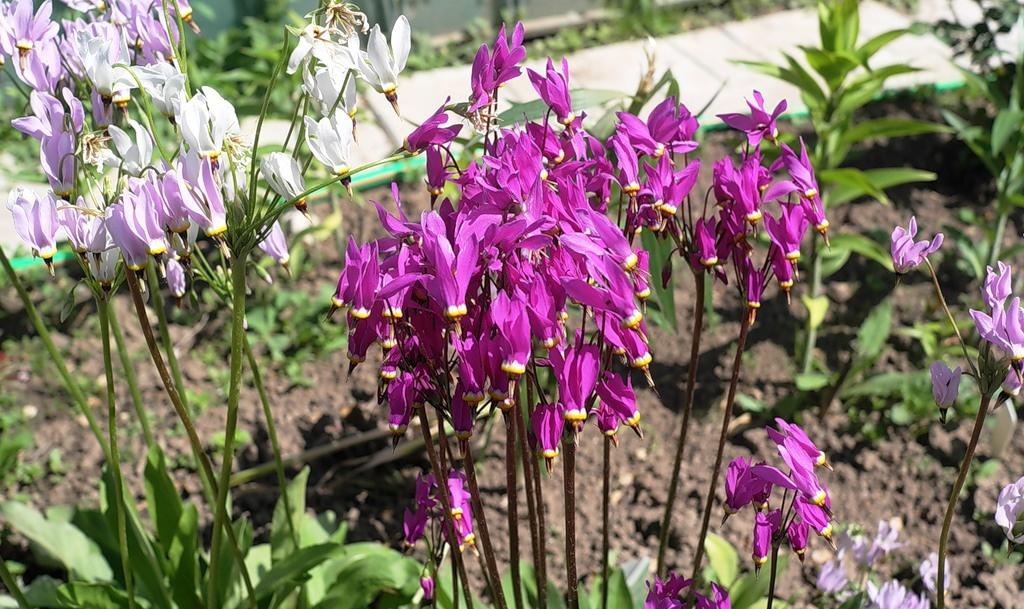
[{"x1": 2, "y1": 96, "x2": 1022, "y2": 607}]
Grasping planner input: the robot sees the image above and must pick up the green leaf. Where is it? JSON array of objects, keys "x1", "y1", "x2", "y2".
[
  {"x1": 857, "y1": 29, "x2": 908, "y2": 63},
  {"x1": 584, "y1": 568, "x2": 632, "y2": 609},
  {"x1": 640, "y1": 230, "x2": 676, "y2": 331},
  {"x1": 272, "y1": 467, "x2": 309, "y2": 562},
  {"x1": 167, "y1": 504, "x2": 201, "y2": 609},
  {"x1": 800, "y1": 47, "x2": 859, "y2": 90},
  {"x1": 729, "y1": 553, "x2": 788, "y2": 609},
  {"x1": 498, "y1": 89, "x2": 625, "y2": 125},
  {"x1": 795, "y1": 372, "x2": 831, "y2": 391},
  {"x1": 311, "y1": 543, "x2": 420, "y2": 609},
  {"x1": 991, "y1": 109, "x2": 1024, "y2": 157},
  {"x1": 802, "y1": 294, "x2": 829, "y2": 330},
  {"x1": 0, "y1": 502, "x2": 112, "y2": 582},
  {"x1": 703, "y1": 533, "x2": 739, "y2": 586},
  {"x1": 825, "y1": 168, "x2": 936, "y2": 207},
  {"x1": 838, "y1": 592, "x2": 866, "y2": 609},
  {"x1": 854, "y1": 300, "x2": 893, "y2": 362},
  {"x1": 56, "y1": 582, "x2": 133, "y2": 609},
  {"x1": 839, "y1": 118, "x2": 951, "y2": 148},
  {"x1": 825, "y1": 233, "x2": 893, "y2": 271},
  {"x1": 144, "y1": 446, "x2": 183, "y2": 557},
  {"x1": 252, "y1": 543, "x2": 342, "y2": 602}
]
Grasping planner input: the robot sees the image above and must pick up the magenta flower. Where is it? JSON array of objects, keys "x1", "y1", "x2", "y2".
[
  {"x1": 752, "y1": 509, "x2": 782, "y2": 570},
  {"x1": 929, "y1": 361, "x2": 961, "y2": 418},
  {"x1": 718, "y1": 90, "x2": 786, "y2": 147},
  {"x1": 420, "y1": 576, "x2": 434, "y2": 602},
  {"x1": 644, "y1": 574, "x2": 729, "y2": 609},
  {"x1": 724, "y1": 457, "x2": 771, "y2": 517},
  {"x1": 890, "y1": 216, "x2": 943, "y2": 274},
  {"x1": 595, "y1": 371, "x2": 641, "y2": 438},
  {"x1": 527, "y1": 58, "x2": 575, "y2": 126},
  {"x1": 787, "y1": 519, "x2": 809, "y2": 561},
  {"x1": 995, "y1": 475, "x2": 1024, "y2": 543},
  {"x1": 551, "y1": 343, "x2": 600, "y2": 430},
  {"x1": 765, "y1": 204, "x2": 808, "y2": 264},
  {"x1": 532, "y1": 402, "x2": 564, "y2": 470},
  {"x1": 971, "y1": 292, "x2": 1024, "y2": 361},
  {"x1": 403, "y1": 100, "x2": 461, "y2": 153},
  {"x1": 6, "y1": 188, "x2": 59, "y2": 266}
]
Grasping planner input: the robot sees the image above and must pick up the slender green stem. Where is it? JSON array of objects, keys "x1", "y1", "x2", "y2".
[
  {"x1": 248, "y1": 32, "x2": 291, "y2": 205},
  {"x1": 207, "y1": 257, "x2": 250, "y2": 607},
  {"x1": 417, "y1": 410, "x2": 474, "y2": 609},
  {"x1": 109, "y1": 312, "x2": 155, "y2": 449},
  {"x1": 601, "y1": 436, "x2": 611, "y2": 609},
  {"x1": 124, "y1": 269, "x2": 257, "y2": 608},
  {"x1": 504, "y1": 409, "x2": 523, "y2": 609},
  {"x1": 98, "y1": 298, "x2": 137, "y2": 609},
  {"x1": 242, "y1": 337, "x2": 298, "y2": 545},
  {"x1": 657, "y1": 269, "x2": 706, "y2": 575},
  {"x1": 987, "y1": 209, "x2": 1009, "y2": 269},
  {"x1": 0, "y1": 553, "x2": 31, "y2": 609},
  {"x1": 691, "y1": 311, "x2": 752, "y2": 583},
  {"x1": 800, "y1": 238, "x2": 823, "y2": 375},
  {"x1": 936, "y1": 392, "x2": 992, "y2": 609},
  {"x1": 765, "y1": 543, "x2": 781, "y2": 609},
  {"x1": 147, "y1": 264, "x2": 190, "y2": 411},
  {"x1": 563, "y1": 438, "x2": 579, "y2": 609},
  {"x1": 924, "y1": 259, "x2": 979, "y2": 378},
  {"x1": 462, "y1": 444, "x2": 509, "y2": 609},
  {"x1": 0, "y1": 247, "x2": 108, "y2": 457}
]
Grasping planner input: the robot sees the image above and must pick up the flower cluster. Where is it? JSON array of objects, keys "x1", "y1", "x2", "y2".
[
  {"x1": 403, "y1": 471, "x2": 476, "y2": 552},
  {"x1": 817, "y1": 521, "x2": 944, "y2": 609},
  {"x1": 723, "y1": 419, "x2": 834, "y2": 571},
  {"x1": 695, "y1": 93, "x2": 829, "y2": 312},
  {"x1": 0, "y1": 0, "x2": 420, "y2": 303},
  {"x1": 643, "y1": 574, "x2": 729, "y2": 609}
]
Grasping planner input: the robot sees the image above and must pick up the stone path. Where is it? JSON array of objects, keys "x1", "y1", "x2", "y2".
[{"x1": 0, "y1": 0, "x2": 990, "y2": 256}]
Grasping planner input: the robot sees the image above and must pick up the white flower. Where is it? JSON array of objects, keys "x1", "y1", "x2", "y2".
[
  {"x1": 178, "y1": 86, "x2": 240, "y2": 160},
  {"x1": 304, "y1": 112, "x2": 354, "y2": 176},
  {"x1": 287, "y1": 22, "x2": 356, "y2": 75},
  {"x1": 260, "y1": 152, "x2": 306, "y2": 201},
  {"x1": 105, "y1": 120, "x2": 153, "y2": 176},
  {"x1": 135, "y1": 62, "x2": 187, "y2": 117},
  {"x1": 996, "y1": 475, "x2": 1024, "y2": 543},
  {"x1": 75, "y1": 30, "x2": 135, "y2": 101},
  {"x1": 89, "y1": 247, "x2": 121, "y2": 286},
  {"x1": 357, "y1": 15, "x2": 410, "y2": 106},
  {"x1": 303, "y1": 64, "x2": 357, "y2": 118}
]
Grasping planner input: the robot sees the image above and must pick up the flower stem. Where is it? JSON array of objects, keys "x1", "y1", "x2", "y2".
[
  {"x1": 504, "y1": 408, "x2": 524, "y2": 609},
  {"x1": 243, "y1": 336, "x2": 298, "y2": 546},
  {"x1": 936, "y1": 392, "x2": 992, "y2": 609},
  {"x1": 0, "y1": 556, "x2": 29, "y2": 609},
  {"x1": 462, "y1": 443, "x2": 509, "y2": 609},
  {"x1": 147, "y1": 264, "x2": 190, "y2": 411},
  {"x1": 924, "y1": 259, "x2": 979, "y2": 377},
  {"x1": 601, "y1": 436, "x2": 611, "y2": 609},
  {"x1": 765, "y1": 542, "x2": 781, "y2": 609},
  {"x1": 691, "y1": 311, "x2": 752, "y2": 582},
  {"x1": 207, "y1": 257, "x2": 250, "y2": 607},
  {"x1": 518, "y1": 386, "x2": 545, "y2": 609},
  {"x1": 657, "y1": 269, "x2": 706, "y2": 575},
  {"x1": 800, "y1": 238, "x2": 823, "y2": 375},
  {"x1": 109, "y1": 311, "x2": 154, "y2": 449},
  {"x1": 563, "y1": 437, "x2": 579, "y2": 609},
  {"x1": 417, "y1": 410, "x2": 475, "y2": 609},
  {"x1": 0, "y1": 247, "x2": 108, "y2": 456},
  {"x1": 98, "y1": 297, "x2": 136, "y2": 609},
  {"x1": 123, "y1": 269, "x2": 257, "y2": 609},
  {"x1": 533, "y1": 436, "x2": 548, "y2": 609}
]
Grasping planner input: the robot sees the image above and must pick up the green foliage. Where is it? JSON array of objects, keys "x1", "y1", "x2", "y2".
[
  {"x1": 740, "y1": 0, "x2": 941, "y2": 222},
  {"x1": 0, "y1": 450, "x2": 421, "y2": 609},
  {"x1": 702, "y1": 533, "x2": 789, "y2": 609},
  {"x1": 940, "y1": 10, "x2": 1024, "y2": 270}
]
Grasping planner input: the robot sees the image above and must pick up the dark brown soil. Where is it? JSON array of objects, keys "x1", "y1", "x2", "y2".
[{"x1": 2, "y1": 96, "x2": 1023, "y2": 607}]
